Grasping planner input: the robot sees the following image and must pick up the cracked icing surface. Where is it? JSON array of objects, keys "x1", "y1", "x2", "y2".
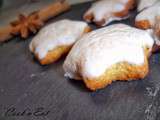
[
  {"x1": 84, "y1": 0, "x2": 131, "y2": 26},
  {"x1": 63, "y1": 24, "x2": 154, "y2": 79},
  {"x1": 29, "y1": 19, "x2": 88, "y2": 59}
]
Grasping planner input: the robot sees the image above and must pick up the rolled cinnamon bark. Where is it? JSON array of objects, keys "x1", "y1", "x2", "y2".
[
  {"x1": 38, "y1": 0, "x2": 70, "y2": 22},
  {"x1": 0, "y1": 0, "x2": 71, "y2": 43},
  {"x1": 0, "y1": 26, "x2": 13, "y2": 42}
]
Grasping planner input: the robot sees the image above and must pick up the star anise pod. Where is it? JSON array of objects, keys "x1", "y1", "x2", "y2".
[{"x1": 10, "y1": 11, "x2": 44, "y2": 38}]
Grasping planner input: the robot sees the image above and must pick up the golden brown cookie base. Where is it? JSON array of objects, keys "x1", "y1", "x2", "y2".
[
  {"x1": 35, "y1": 26, "x2": 92, "y2": 65},
  {"x1": 83, "y1": 26, "x2": 92, "y2": 33},
  {"x1": 83, "y1": 13, "x2": 94, "y2": 23},
  {"x1": 82, "y1": 49, "x2": 150, "y2": 91},
  {"x1": 135, "y1": 20, "x2": 151, "y2": 29},
  {"x1": 37, "y1": 45, "x2": 72, "y2": 65}
]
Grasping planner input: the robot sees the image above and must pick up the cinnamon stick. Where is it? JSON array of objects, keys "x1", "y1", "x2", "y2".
[
  {"x1": 0, "y1": 26, "x2": 13, "y2": 42},
  {"x1": 0, "y1": 0, "x2": 71, "y2": 43},
  {"x1": 38, "y1": 0, "x2": 70, "y2": 22}
]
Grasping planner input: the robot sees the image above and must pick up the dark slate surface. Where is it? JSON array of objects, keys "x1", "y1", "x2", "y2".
[{"x1": 0, "y1": 2, "x2": 160, "y2": 120}]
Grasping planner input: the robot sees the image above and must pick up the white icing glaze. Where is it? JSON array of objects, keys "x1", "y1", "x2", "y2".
[
  {"x1": 136, "y1": 2, "x2": 160, "y2": 27},
  {"x1": 146, "y1": 28, "x2": 160, "y2": 46},
  {"x1": 138, "y1": 0, "x2": 158, "y2": 12},
  {"x1": 84, "y1": 0, "x2": 130, "y2": 26},
  {"x1": 29, "y1": 19, "x2": 88, "y2": 59},
  {"x1": 63, "y1": 24, "x2": 154, "y2": 79}
]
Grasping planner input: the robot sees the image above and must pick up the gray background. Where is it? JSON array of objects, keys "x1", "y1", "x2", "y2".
[{"x1": 0, "y1": 0, "x2": 92, "y2": 9}]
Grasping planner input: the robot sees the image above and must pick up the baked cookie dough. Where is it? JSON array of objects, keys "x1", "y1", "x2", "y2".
[
  {"x1": 63, "y1": 24, "x2": 154, "y2": 91},
  {"x1": 83, "y1": 0, "x2": 135, "y2": 26},
  {"x1": 29, "y1": 19, "x2": 91, "y2": 65},
  {"x1": 135, "y1": 2, "x2": 160, "y2": 29}
]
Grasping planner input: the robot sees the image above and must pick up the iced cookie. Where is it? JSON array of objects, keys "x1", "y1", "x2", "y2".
[
  {"x1": 135, "y1": 2, "x2": 160, "y2": 29},
  {"x1": 137, "y1": 0, "x2": 158, "y2": 12},
  {"x1": 83, "y1": 0, "x2": 135, "y2": 26},
  {"x1": 63, "y1": 24, "x2": 154, "y2": 91},
  {"x1": 29, "y1": 19, "x2": 91, "y2": 65}
]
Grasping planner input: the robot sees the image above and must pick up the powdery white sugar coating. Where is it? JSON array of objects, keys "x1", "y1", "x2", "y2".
[
  {"x1": 136, "y1": 2, "x2": 160, "y2": 26},
  {"x1": 63, "y1": 24, "x2": 154, "y2": 79},
  {"x1": 138, "y1": 0, "x2": 158, "y2": 12},
  {"x1": 85, "y1": 0, "x2": 130, "y2": 26},
  {"x1": 29, "y1": 19, "x2": 88, "y2": 60}
]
